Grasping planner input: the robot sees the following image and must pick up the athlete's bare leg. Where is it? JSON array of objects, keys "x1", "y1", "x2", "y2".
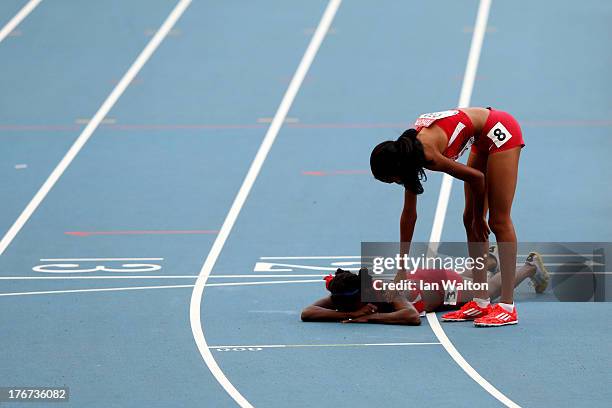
[
  {"x1": 486, "y1": 263, "x2": 534, "y2": 300},
  {"x1": 462, "y1": 262, "x2": 535, "y2": 302},
  {"x1": 462, "y1": 150, "x2": 489, "y2": 299},
  {"x1": 486, "y1": 147, "x2": 521, "y2": 304},
  {"x1": 462, "y1": 253, "x2": 497, "y2": 279}
]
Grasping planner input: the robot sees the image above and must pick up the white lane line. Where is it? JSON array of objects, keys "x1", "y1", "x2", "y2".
[
  {"x1": 0, "y1": 279, "x2": 323, "y2": 297},
  {"x1": 527, "y1": 262, "x2": 603, "y2": 266},
  {"x1": 189, "y1": 2, "x2": 341, "y2": 407},
  {"x1": 3, "y1": 271, "x2": 607, "y2": 281},
  {"x1": 211, "y1": 342, "x2": 441, "y2": 350},
  {"x1": 207, "y1": 279, "x2": 321, "y2": 287},
  {"x1": 256, "y1": 262, "x2": 358, "y2": 272},
  {"x1": 75, "y1": 117, "x2": 117, "y2": 125},
  {"x1": 547, "y1": 271, "x2": 612, "y2": 275},
  {"x1": 261, "y1": 254, "x2": 602, "y2": 259},
  {"x1": 256, "y1": 117, "x2": 300, "y2": 124},
  {"x1": 0, "y1": 274, "x2": 322, "y2": 280},
  {"x1": 0, "y1": 0, "x2": 42, "y2": 44},
  {"x1": 260, "y1": 255, "x2": 360, "y2": 259},
  {"x1": 426, "y1": 314, "x2": 520, "y2": 408},
  {"x1": 0, "y1": 275, "x2": 199, "y2": 280},
  {"x1": 0, "y1": 0, "x2": 192, "y2": 256},
  {"x1": 213, "y1": 274, "x2": 325, "y2": 278},
  {"x1": 426, "y1": 1, "x2": 521, "y2": 407},
  {"x1": 0, "y1": 284, "x2": 194, "y2": 297},
  {"x1": 39, "y1": 258, "x2": 164, "y2": 261},
  {"x1": 519, "y1": 254, "x2": 604, "y2": 257},
  {"x1": 429, "y1": 0, "x2": 491, "y2": 250}
]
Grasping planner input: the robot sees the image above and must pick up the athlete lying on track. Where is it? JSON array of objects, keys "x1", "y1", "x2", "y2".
[{"x1": 301, "y1": 249, "x2": 548, "y2": 326}]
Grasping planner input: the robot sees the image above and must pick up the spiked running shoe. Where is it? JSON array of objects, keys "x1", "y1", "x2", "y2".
[
  {"x1": 474, "y1": 304, "x2": 518, "y2": 327},
  {"x1": 441, "y1": 301, "x2": 490, "y2": 322},
  {"x1": 525, "y1": 251, "x2": 550, "y2": 294}
]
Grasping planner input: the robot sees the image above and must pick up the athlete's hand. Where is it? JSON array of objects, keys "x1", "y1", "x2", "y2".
[
  {"x1": 342, "y1": 315, "x2": 370, "y2": 323},
  {"x1": 471, "y1": 218, "x2": 490, "y2": 242},
  {"x1": 349, "y1": 303, "x2": 377, "y2": 319}
]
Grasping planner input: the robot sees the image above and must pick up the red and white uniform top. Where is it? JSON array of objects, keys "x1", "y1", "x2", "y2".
[{"x1": 414, "y1": 110, "x2": 476, "y2": 161}]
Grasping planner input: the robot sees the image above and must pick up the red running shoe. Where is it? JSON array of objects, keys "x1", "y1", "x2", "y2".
[
  {"x1": 474, "y1": 304, "x2": 518, "y2": 327},
  {"x1": 441, "y1": 301, "x2": 490, "y2": 322}
]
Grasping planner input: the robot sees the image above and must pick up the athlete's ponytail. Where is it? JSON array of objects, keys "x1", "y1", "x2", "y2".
[{"x1": 370, "y1": 129, "x2": 428, "y2": 194}]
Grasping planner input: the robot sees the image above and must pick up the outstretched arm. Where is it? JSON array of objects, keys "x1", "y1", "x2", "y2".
[
  {"x1": 301, "y1": 297, "x2": 377, "y2": 322},
  {"x1": 400, "y1": 189, "x2": 417, "y2": 263},
  {"x1": 344, "y1": 297, "x2": 421, "y2": 325},
  {"x1": 393, "y1": 189, "x2": 418, "y2": 284}
]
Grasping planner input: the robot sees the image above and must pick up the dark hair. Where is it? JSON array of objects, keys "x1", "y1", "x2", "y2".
[
  {"x1": 369, "y1": 129, "x2": 428, "y2": 194},
  {"x1": 327, "y1": 268, "x2": 371, "y2": 311}
]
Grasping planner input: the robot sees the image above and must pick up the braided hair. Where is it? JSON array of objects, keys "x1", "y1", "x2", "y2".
[
  {"x1": 369, "y1": 129, "x2": 429, "y2": 194},
  {"x1": 325, "y1": 268, "x2": 371, "y2": 311}
]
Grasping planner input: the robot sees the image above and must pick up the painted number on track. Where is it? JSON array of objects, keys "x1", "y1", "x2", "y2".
[{"x1": 215, "y1": 347, "x2": 263, "y2": 352}]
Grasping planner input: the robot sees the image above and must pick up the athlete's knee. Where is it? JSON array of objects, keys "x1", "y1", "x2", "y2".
[{"x1": 488, "y1": 215, "x2": 514, "y2": 236}]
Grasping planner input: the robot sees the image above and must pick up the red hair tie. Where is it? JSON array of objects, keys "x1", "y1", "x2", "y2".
[{"x1": 324, "y1": 274, "x2": 334, "y2": 290}]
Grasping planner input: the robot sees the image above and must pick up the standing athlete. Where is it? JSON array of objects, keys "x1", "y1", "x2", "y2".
[{"x1": 369, "y1": 107, "x2": 524, "y2": 326}]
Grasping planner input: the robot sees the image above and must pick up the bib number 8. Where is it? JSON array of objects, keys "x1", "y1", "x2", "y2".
[
  {"x1": 486, "y1": 122, "x2": 513, "y2": 148},
  {"x1": 493, "y1": 127, "x2": 506, "y2": 141}
]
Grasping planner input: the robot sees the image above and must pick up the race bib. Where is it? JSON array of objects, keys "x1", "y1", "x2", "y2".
[
  {"x1": 414, "y1": 110, "x2": 459, "y2": 128},
  {"x1": 486, "y1": 122, "x2": 513, "y2": 148},
  {"x1": 444, "y1": 287, "x2": 458, "y2": 305}
]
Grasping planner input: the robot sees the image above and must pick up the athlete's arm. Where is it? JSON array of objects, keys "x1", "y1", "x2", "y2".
[
  {"x1": 344, "y1": 297, "x2": 421, "y2": 325},
  {"x1": 428, "y1": 153, "x2": 489, "y2": 239},
  {"x1": 428, "y1": 152, "x2": 485, "y2": 195},
  {"x1": 301, "y1": 297, "x2": 377, "y2": 322},
  {"x1": 400, "y1": 189, "x2": 417, "y2": 257}
]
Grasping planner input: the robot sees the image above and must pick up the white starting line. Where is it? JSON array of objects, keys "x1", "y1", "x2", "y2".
[
  {"x1": 0, "y1": 279, "x2": 322, "y2": 298},
  {"x1": 0, "y1": 274, "x2": 327, "y2": 280},
  {"x1": 0, "y1": 270, "x2": 607, "y2": 281},
  {"x1": 210, "y1": 342, "x2": 441, "y2": 351}
]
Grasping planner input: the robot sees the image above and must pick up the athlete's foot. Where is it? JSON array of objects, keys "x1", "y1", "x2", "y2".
[
  {"x1": 526, "y1": 251, "x2": 550, "y2": 294},
  {"x1": 441, "y1": 301, "x2": 490, "y2": 322},
  {"x1": 474, "y1": 303, "x2": 518, "y2": 327}
]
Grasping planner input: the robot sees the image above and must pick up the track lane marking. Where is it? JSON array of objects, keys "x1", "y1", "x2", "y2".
[
  {"x1": 189, "y1": 2, "x2": 342, "y2": 407},
  {"x1": 1, "y1": 270, "x2": 603, "y2": 280},
  {"x1": 39, "y1": 258, "x2": 164, "y2": 261},
  {"x1": 0, "y1": 274, "x2": 325, "y2": 280},
  {"x1": 0, "y1": 284, "x2": 194, "y2": 297},
  {"x1": 426, "y1": 314, "x2": 520, "y2": 408},
  {"x1": 0, "y1": 0, "x2": 193, "y2": 256},
  {"x1": 261, "y1": 255, "x2": 360, "y2": 259},
  {"x1": 0, "y1": 0, "x2": 42, "y2": 44},
  {"x1": 211, "y1": 342, "x2": 441, "y2": 350},
  {"x1": 426, "y1": 1, "x2": 522, "y2": 407},
  {"x1": 0, "y1": 279, "x2": 322, "y2": 297}
]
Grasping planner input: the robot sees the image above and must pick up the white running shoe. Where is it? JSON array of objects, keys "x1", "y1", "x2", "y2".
[{"x1": 525, "y1": 251, "x2": 550, "y2": 294}]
